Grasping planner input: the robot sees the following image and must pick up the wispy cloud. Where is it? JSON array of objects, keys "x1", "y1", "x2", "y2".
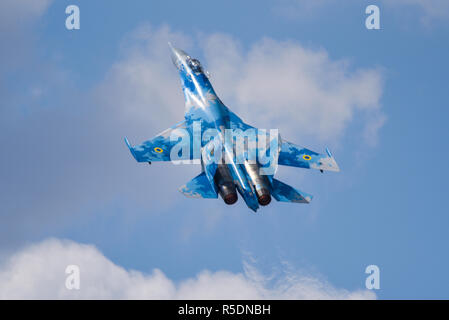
[
  {"x1": 103, "y1": 26, "x2": 384, "y2": 144},
  {"x1": 0, "y1": 0, "x2": 52, "y2": 30},
  {"x1": 0, "y1": 239, "x2": 376, "y2": 299},
  {"x1": 0, "y1": 0, "x2": 53, "y2": 74},
  {"x1": 97, "y1": 24, "x2": 192, "y2": 132},
  {"x1": 383, "y1": 0, "x2": 449, "y2": 23},
  {"x1": 201, "y1": 34, "x2": 384, "y2": 144}
]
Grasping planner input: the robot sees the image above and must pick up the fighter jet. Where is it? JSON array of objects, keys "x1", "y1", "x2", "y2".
[{"x1": 125, "y1": 44, "x2": 340, "y2": 212}]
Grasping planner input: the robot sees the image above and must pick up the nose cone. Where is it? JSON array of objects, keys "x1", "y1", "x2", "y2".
[{"x1": 168, "y1": 42, "x2": 188, "y2": 69}]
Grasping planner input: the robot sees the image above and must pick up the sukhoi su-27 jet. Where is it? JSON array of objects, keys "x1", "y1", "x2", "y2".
[{"x1": 125, "y1": 44, "x2": 340, "y2": 212}]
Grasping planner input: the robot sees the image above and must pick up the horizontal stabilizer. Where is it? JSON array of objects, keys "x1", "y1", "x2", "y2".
[
  {"x1": 179, "y1": 172, "x2": 218, "y2": 199},
  {"x1": 271, "y1": 178, "x2": 313, "y2": 203}
]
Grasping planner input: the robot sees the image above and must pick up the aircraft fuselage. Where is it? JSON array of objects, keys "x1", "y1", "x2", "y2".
[{"x1": 170, "y1": 45, "x2": 265, "y2": 211}]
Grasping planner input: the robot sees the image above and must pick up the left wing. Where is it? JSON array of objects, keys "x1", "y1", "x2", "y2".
[
  {"x1": 125, "y1": 120, "x2": 198, "y2": 163},
  {"x1": 278, "y1": 140, "x2": 340, "y2": 172}
]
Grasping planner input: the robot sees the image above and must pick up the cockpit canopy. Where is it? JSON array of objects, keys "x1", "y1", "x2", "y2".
[{"x1": 187, "y1": 57, "x2": 203, "y2": 73}]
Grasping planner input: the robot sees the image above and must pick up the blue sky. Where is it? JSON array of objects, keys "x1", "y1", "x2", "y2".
[{"x1": 0, "y1": 0, "x2": 448, "y2": 299}]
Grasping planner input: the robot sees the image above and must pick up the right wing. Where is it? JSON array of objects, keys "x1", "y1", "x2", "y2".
[{"x1": 278, "y1": 140, "x2": 340, "y2": 172}]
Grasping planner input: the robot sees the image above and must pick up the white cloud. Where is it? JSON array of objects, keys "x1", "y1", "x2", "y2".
[
  {"x1": 202, "y1": 34, "x2": 384, "y2": 143},
  {"x1": 0, "y1": 0, "x2": 52, "y2": 29},
  {"x1": 0, "y1": 0, "x2": 53, "y2": 74},
  {"x1": 97, "y1": 24, "x2": 193, "y2": 132},
  {"x1": 0, "y1": 239, "x2": 376, "y2": 299},
  {"x1": 102, "y1": 27, "x2": 384, "y2": 145}
]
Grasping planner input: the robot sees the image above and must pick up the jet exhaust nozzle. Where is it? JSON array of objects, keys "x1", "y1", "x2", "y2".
[
  {"x1": 243, "y1": 162, "x2": 272, "y2": 207},
  {"x1": 214, "y1": 165, "x2": 238, "y2": 205},
  {"x1": 222, "y1": 186, "x2": 238, "y2": 205},
  {"x1": 256, "y1": 188, "x2": 271, "y2": 206}
]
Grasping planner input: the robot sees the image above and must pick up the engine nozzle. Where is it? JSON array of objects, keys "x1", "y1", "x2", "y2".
[
  {"x1": 221, "y1": 183, "x2": 238, "y2": 205},
  {"x1": 256, "y1": 188, "x2": 271, "y2": 206},
  {"x1": 214, "y1": 165, "x2": 238, "y2": 205},
  {"x1": 243, "y1": 162, "x2": 272, "y2": 207}
]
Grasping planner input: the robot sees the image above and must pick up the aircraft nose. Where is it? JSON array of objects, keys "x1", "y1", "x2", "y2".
[{"x1": 168, "y1": 42, "x2": 187, "y2": 68}]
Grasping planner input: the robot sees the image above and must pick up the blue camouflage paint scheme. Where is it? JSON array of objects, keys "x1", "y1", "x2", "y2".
[
  {"x1": 125, "y1": 120, "x2": 193, "y2": 162},
  {"x1": 278, "y1": 141, "x2": 340, "y2": 172},
  {"x1": 125, "y1": 44, "x2": 340, "y2": 212},
  {"x1": 201, "y1": 138, "x2": 220, "y2": 194},
  {"x1": 179, "y1": 172, "x2": 218, "y2": 199},
  {"x1": 271, "y1": 178, "x2": 313, "y2": 203}
]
